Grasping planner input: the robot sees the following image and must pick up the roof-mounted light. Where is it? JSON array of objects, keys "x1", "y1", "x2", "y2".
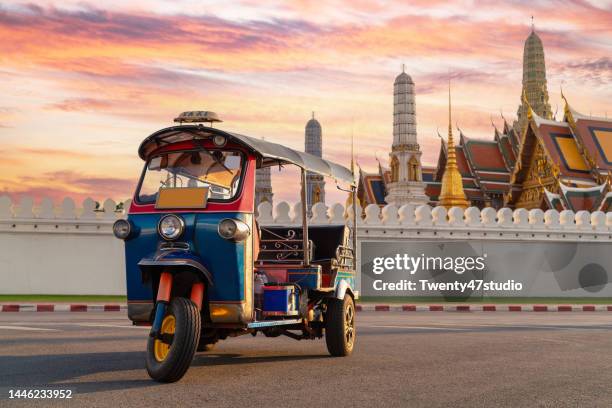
[
  {"x1": 174, "y1": 111, "x2": 223, "y2": 125},
  {"x1": 213, "y1": 135, "x2": 227, "y2": 147}
]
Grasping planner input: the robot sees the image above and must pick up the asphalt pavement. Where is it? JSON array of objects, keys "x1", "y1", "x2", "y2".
[{"x1": 1, "y1": 311, "x2": 611, "y2": 407}]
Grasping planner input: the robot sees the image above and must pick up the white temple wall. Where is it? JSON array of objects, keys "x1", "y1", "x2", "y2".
[{"x1": 0, "y1": 195, "x2": 611, "y2": 295}]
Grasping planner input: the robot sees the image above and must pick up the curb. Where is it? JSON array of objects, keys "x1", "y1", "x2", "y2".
[
  {"x1": 1, "y1": 304, "x2": 127, "y2": 312},
  {"x1": 355, "y1": 304, "x2": 612, "y2": 312},
  {"x1": 3, "y1": 304, "x2": 611, "y2": 313}
]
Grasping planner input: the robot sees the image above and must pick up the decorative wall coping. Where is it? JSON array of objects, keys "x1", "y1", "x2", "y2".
[
  {"x1": 256, "y1": 201, "x2": 612, "y2": 242},
  {"x1": 1, "y1": 195, "x2": 611, "y2": 241},
  {"x1": 0, "y1": 196, "x2": 131, "y2": 234}
]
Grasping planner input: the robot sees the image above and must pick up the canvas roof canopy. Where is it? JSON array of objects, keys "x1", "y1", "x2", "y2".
[{"x1": 139, "y1": 125, "x2": 355, "y2": 186}]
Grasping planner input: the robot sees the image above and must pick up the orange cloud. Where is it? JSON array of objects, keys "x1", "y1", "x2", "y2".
[{"x1": 0, "y1": 2, "x2": 609, "y2": 203}]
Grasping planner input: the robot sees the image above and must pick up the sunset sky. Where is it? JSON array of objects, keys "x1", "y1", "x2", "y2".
[{"x1": 0, "y1": 0, "x2": 610, "y2": 205}]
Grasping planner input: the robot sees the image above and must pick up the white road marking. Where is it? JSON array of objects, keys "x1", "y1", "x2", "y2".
[
  {"x1": 0, "y1": 325, "x2": 59, "y2": 332},
  {"x1": 76, "y1": 323, "x2": 149, "y2": 329},
  {"x1": 366, "y1": 325, "x2": 469, "y2": 331}
]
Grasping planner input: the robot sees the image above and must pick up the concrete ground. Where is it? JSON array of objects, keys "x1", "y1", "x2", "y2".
[{"x1": 1, "y1": 311, "x2": 611, "y2": 407}]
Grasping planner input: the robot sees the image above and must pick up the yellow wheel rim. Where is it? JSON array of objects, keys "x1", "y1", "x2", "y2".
[{"x1": 153, "y1": 315, "x2": 175, "y2": 362}]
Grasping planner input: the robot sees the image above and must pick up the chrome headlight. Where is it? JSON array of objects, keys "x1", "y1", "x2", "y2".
[
  {"x1": 218, "y1": 218, "x2": 250, "y2": 242},
  {"x1": 113, "y1": 219, "x2": 132, "y2": 240},
  {"x1": 158, "y1": 214, "x2": 185, "y2": 240}
]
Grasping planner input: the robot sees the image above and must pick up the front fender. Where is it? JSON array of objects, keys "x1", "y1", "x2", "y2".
[
  {"x1": 334, "y1": 279, "x2": 356, "y2": 300},
  {"x1": 138, "y1": 249, "x2": 214, "y2": 287}
]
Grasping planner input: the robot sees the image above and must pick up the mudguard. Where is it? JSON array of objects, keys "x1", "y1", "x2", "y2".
[
  {"x1": 138, "y1": 249, "x2": 214, "y2": 287},
  {"x1": 334, "y1": 279, "x2": 355, "y2": 300}
]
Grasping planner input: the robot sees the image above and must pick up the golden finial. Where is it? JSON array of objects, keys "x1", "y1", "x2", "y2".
[
  {"x1": 448, "y1": 80, "x2": 452, "y2": 139},
  {"x1": 439, "y1": 78, "x2": 469, "y2": 209},
  {"x1": 446, "y1": 80, "x2": 458, "y2": 166},
  {"x1": 561, "y1": 86, "x2": 575, "y2": 128},
  {"x1": 350, "y1": 117, "x2": 355, "y2": 177}
]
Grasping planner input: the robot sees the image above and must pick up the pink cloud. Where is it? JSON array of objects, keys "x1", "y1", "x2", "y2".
[{"x1": 0, "y1": 1, "x2": 609, "y2": 203}]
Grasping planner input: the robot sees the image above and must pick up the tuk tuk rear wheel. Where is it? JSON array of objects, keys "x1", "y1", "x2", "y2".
[
  {"x1": 324, "y1": 294, "x2": 355, "y2": 357},
  {"x1": 145, "y1": 297, "x2": 201, "y2": 383}
]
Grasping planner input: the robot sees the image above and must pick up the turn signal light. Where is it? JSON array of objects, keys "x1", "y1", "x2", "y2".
[
  {"x1": 218, "y1": 218, "x2": 250, "y2": 242},
  {"x1": 113, "y1": 219, "x2": 132, "y2": 240}
]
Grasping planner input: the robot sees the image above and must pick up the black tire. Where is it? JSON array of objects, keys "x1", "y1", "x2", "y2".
[
  {"x1": 146, "y1": 297, "x2": 201, "y2": 382},
  {"x1": 325, "y1": 294, "x2": 356, "y2": 357}
]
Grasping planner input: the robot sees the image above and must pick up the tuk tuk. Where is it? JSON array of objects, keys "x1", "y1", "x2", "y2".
[{"x1": 113, "y1": 111, "x2": 358, "y2": 382}]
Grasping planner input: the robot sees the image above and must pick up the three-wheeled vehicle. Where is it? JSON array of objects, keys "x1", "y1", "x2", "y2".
[{"x1": 113, "y1": 111, "x2": 358, "y2": 382}]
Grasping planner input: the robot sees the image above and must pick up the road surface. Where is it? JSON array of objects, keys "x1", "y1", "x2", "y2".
[{"x1": 1, "y1": 311, "x2": 611, "y2": 407}]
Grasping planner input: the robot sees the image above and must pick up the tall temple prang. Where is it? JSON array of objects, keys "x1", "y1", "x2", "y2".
[
  {"x1": 514, "y1": 24, "x2": 553, "y2": 134},
  {"x1": 384, "y1": 67, "x2": 429, "y2": 206},
  {"x1": 305, "y1": 113, "x2": 325, "y2": 214}
]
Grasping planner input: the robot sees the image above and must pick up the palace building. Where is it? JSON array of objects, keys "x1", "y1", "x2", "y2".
[
  {"x1": 504, "y1": 97, "x2": 612, "y2": 212},
  {"x1": 358, "y1": 27, "x2": 611, "y2": 212}
]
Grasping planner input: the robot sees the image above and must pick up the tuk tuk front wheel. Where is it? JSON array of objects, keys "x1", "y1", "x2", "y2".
[
  {"x1": 324, "y1": 294, "x2": 355, "y2": 357},
  {"x1": 145, "y1": 297, "x2": 201, "y2": 383}
]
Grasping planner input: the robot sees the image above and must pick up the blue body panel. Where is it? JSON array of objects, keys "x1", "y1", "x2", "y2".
[
  {"x1": 124, "y1": 212, "x2": 247, "y2": 303},
  {"x1": 263, "y1": 285, "x2": 297, "y2": 315},
  {"x1": 287, "y1": 266, "x2": 321, "y2": 290}
]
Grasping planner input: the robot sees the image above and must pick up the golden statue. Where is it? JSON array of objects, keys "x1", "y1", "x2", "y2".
[
  {"x1": 313, "y1": 185, "x2": 321, "y2": 204},
  {"x1": 409, "y1": 156, "x2": 419, "y2": 181}
]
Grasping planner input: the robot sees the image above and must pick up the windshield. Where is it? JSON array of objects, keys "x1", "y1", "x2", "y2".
[{"x1": 137, "y1": 149, "x2": 244, "y2": 204}]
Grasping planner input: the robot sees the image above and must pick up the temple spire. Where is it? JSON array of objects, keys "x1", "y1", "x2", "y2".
[
  {"x1": 439, "y1": 81, "x2": 469, "y2": 209},
  {"x1": 514, "y1": 25, "x2": 552, "y2": 132},
  {"x1": 384, "y1": 67, "x2": 428, "y2": 206},
  {"x1": 305, "y1": 113, "x2": 325, "y2": 214}
]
